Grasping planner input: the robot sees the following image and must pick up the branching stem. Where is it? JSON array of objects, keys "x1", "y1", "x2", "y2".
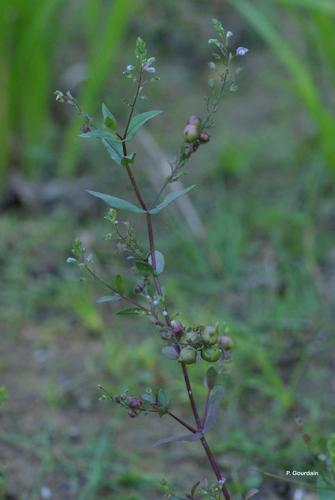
[
  {"x1": 85, "y1": 265, "x2": 149, "y2": 312},
  {"x1": 118, "y1": 79, "x2": 231, "y2": 499}
]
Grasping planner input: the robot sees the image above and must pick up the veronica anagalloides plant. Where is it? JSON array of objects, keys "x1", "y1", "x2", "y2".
[{"x1": 56, "y1": 20, "x2": 248, "y2": 500}]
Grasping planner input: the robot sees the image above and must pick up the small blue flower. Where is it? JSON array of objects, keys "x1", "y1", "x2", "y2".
[
  {"x1": 143, "y1": 62, "x2": 156, "y2": 73},
  {"x1": 126, "y1": 65, "x2": 135, "y2": 72},
  {"x1": 236, "y1": 47, "x2": 249, "y2": 56}
]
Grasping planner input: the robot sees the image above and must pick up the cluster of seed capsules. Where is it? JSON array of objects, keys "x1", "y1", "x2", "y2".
[
  {"x1": 182, "y1": 115, "x2": 210, "y2": 159},
  {"x1": 114, "y1": 394, "x2": 144, "y2": 418},
  {"x1": 161, "y1": 320, "x2": 233, "y2": 364},
  {"x1": 114, "y1": 391, "x2": 168, "y2": 419}
]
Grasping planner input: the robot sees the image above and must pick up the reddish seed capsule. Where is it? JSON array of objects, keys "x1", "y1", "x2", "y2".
[
  {"x1": 129, "y1": 398, "x2": 142, "y2": 409},
  {"x1": 219, "y1": 335, "x2": 233, "y2": 350},
  {"x1": 171, "y1": 319, "x2": 184, "y2": 335},
  {"x1": 199, "y1": 132, "x2": 210, "y2": 143}
]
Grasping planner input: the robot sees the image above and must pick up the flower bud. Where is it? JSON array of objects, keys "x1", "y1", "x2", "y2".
[
  {"x1": 171, "y1": 320, "x2": 184, "y2": 335},
  {"x1": 201, "y1": 325, "x2": 219, "y2": 346},
  {"x1": 188, "y1": 115, "x2": 201, "y2": 127},
  {"x1": 128, "y1": 409, "x2": 137, "y2": 418},
  {"x1": 184, "y1": 124, "x2": 200, "y2": 143},
  {"x1": 178, "y1": 346, "x2": 197, "y2": 365},
  {"x1": 218, "y1": 335, "x2": 233, "y2": 350},
  {"x1": 201, "y1": 346, "x2": 220, "y2": 362},
  {"x1": 199, "y1": 132, "x2": 210, "y2": 143},
  {"x1": 81, "y1": 125, "x2": 91, "y2": 134}
]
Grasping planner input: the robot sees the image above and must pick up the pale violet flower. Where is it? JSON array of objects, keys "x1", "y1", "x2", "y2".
[
  {"x1": 126, "y1": 64, "x2": 135, "y2": 72},
  {"x1": 143, "y1": 62, "x2": 156, "y2": 73},
  {"x1": 236, "y1": 47, "x2": 249, "y2": 56}
]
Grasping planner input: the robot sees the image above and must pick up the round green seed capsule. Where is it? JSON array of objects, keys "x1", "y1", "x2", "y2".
[
  {"x1": 178, "y1": 346, "x2": 197, "y2": 365},
  {"x1": 201, "y1": 325, "x2": 218, "y2": 346},
  {"x1": 201, "y1": 346, "x2": 220, "y2": 362}
]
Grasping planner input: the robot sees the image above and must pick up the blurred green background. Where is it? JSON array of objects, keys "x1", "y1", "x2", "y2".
[{"x1": 1, "y1": 1, "x2": 335, "y2": 498}]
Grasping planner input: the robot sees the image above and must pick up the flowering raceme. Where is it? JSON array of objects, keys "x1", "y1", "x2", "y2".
[{"x1": 57, "y1": 18, "x2": 249, "y2": 500}]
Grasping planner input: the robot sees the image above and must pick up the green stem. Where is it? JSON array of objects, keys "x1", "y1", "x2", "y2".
[{"x1": 85, "y1": 266, "x2": 148, "y2": 312}]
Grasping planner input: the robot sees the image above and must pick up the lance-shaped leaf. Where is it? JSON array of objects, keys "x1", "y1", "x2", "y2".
[
  {"x1": 157, "y1": 388, "x2": 170, "y2": 408},
  {"x1": 80, "y1": 127, "x2": 123, "y2": 165},
  {"x1": 153, "y1": 431, "x2": 203, "y2": 447},
  {"x1": 149, "y1": 185, "x2": 196, "y2": 214},
  {"x1": 102, "y1": 138, "x2": 123, "y2": 165},
  {"x1": 190, "y1": 481, "x2": 201, "y2": 498},
  {"x1": 86, "y1": 190, "x2": 146, "y2": 214},
  {"x1": 102, "y1": 103, "x2": 117, "y2": 131},
  {"x1": 203, "y1": 386, "x2": 225, "y2": 434},
  {"x1": 116, "y1": 307, "x2": 146, "y2": 316},
  {"x1": 80, "y1": 129, "x2": 120, "y2": 142},
  {"x1": 126, "y1": 110, "x2": 162, "y2": 140},
  {"x1": 148, "y1": 250, "x2": 165, "y2": 274},
  {"x1": 134, "y1": 259, "x2": 153, "y2": 276},
  {"x1": 96, "y1": 294, "x2": 121, "y2": 303},
  {"x1": 204, "y1": 366, "x2": 218, "y2": 391}
]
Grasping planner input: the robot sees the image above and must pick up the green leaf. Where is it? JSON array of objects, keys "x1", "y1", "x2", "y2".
[
  {"x1": 116, "y1": 307, "x2": 146, "y2": 316},
  {"x1": 203, "y1": 387, "x2": 225, "y2": 434},
  {"x1": 80, "y1": 127, "x2": 123, "y2": 165},
  {"x1": 148, "y1": 250, "x2": 165, "y2": 274},
  {"x1": 121, "y1": 153, "x2": 136, "y2": 167},
  {"x1": 154, "y1": 431, "x2": 202, "y2": 447},
  {"x1": 135, "y1": 36, "x2": 147, "y2": 62},
  {"x1": 102, "y1": 103, "x2": 117, "y2": 132},
  {"x1": 134, "y1": 259, "x2": 153, "y2": 276},
  {"x1": 80, "y1": 129, "x2": 120, "y2": 141},
  {"x1": 190, "y1": 481, "x2": 201, "y2": 497},
  {"x1": 102, "y1": 138, "x2": 123, "y2": 165},
  {"x1": 86, "y1": 190, "x2": 146, "y2": 214},
  {"x1": 142, "y1": 392, "x2": 155, "y2": 404},
  {"x1": 126, "y1": 110, "x2": 162, "y2": 140},
  {"x1": 114, "y1": 274, "x2": 124, "y2": 294},
  {"x1": 149, "y1": 185, "x2": 196, "y2": 214},
  {"x1": 205, "y1": 366, "x2": 218, "y2": 391},
  {"x1": 96, "y1": 294, "x2": 121, "y2": 303},
  {"x1": 279, "y1": 0, "x2": 335, "y2": 14},
  {"x1": 157, "y1": 388, "x2": 170, "y2": 408},
  {"x1": 0, "y1": 386, "x2": 7, "y2": 406}
]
